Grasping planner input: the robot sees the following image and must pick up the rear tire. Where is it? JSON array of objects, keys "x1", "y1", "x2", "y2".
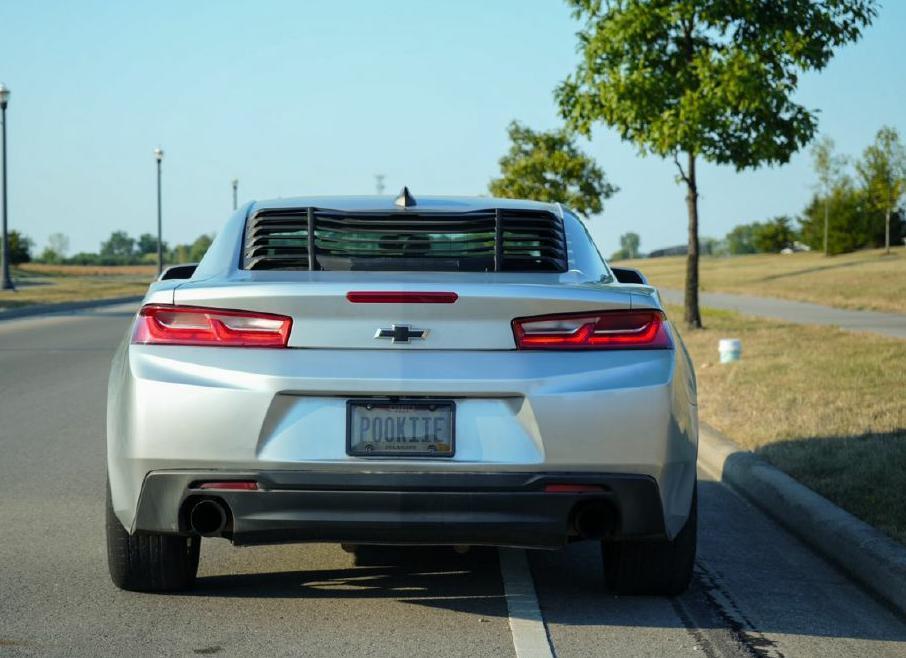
[
  {"x1": 602, "y1": 486, "x2": 697, "y2": 596},
  {"x1": 106, "y1": 482, "x2": 200, "y2": 592}
]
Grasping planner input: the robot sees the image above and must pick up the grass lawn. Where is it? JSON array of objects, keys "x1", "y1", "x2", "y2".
[
  {"x1": 668, "y1": 304, "x2": 906, "y2": 544},
  {"x1": 0, "y1": 263, "x2": 155, "y2": 311},
  {"x1": 621, "y1": 246, "x2": 906, "y2": 314}
]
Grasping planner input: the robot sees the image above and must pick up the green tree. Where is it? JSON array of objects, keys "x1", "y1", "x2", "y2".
[
  {"x1": 136, "y1": 233, "x2": 167, "y2": 256},
  {"x1": 725, "y1": 223, "x2": 759, "y2": 255},
  {"x1": 41, "y1": 232, "x2": 70, "y2": 263},
  {"x1": 555, "y1": 0, "x2": 876, "y2": 328},
  {"x1": 489, "y1": 120, "x2": 617, "y2": 216},
  {"x1": 856, "y1": 126, "x2": 906, "y2": 255},
  {"x1": 189, "y1": 233, "x2": 214, "y2": 262},
  {"x1": 619, "y1": 232, "x2": 640, "y2": 259},
  {"x1": 798, "y1": 182, "x2": 902, "y2": 254},
  {"x1": 811, "y1": 136, "x2": 849, "y2": 256},
  {"x1": 100, "y1": 231, "x2": 136, "y2": 259},
  {"x1": 753, "y1": 216, "x2": 797, "y2": 253},
  {"x1": 8, "y1": 230, "x2": 33, "y2": 264},
  {"x1": 700, "y1": 236, "x2": 726, "y2": 256}
]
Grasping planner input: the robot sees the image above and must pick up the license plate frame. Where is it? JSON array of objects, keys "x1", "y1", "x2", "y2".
[{"x1": 346, "y1": 399, "x2": 456, "y2": 458}]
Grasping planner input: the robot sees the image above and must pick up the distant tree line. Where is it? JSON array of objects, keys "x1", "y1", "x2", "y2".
[
  {"x1": 7, "y1": 230, "x2": 214, "y2": 266},
  {"x1": 719, "y1": 126, "x2": 905, "y2": 256},
  {"x1": 610, "y1": 126, "x2": 906, "y2": 260}
]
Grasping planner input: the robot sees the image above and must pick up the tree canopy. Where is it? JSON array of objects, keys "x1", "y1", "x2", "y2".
[
  {"x1": 555, "y1": 0, "x2": 877, "y2": 327},
  {"x1": 856, "y1": 126, "x2": 906, "y2": 253},
  {"x1": 488, "y1": 120, "x2": 617, "y2": 216}
]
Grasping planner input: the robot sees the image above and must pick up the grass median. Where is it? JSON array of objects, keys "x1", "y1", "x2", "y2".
[
  {"x1": 669, "y1": 304, "x2": 906, "y2": 544},
  {"x1": 623, "y1": 247, "x2": 906, "y2": 314},
  {"x1": 0, "y1": 263, "x2": 155, "y2": 311}
]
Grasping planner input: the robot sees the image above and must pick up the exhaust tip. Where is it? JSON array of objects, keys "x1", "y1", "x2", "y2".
[
  {"x1": 572, "y1": 501, "x2": 615, "y2": 540},
  {"x1": 189, "y1": 499, "x2": 229, "y2": 537}
]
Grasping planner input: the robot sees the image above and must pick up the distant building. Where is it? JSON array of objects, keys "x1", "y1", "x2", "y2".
[{"x1": 648, "y1": 245, "x2": 687, "y2": 258}]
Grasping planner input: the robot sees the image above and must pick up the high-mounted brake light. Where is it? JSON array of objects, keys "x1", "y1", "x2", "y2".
[
  {"x1": 513, "y1": 310, "x2": 672, "y2": 350},
  {"x1": 346, "y1": 291, "x2": 458, "y2": 304},
  {"x1": 132, "y1": 305, "x2": 292, "y2": 347}
]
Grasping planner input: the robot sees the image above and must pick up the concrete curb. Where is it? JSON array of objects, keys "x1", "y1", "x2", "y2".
[
  {"x1": 698, "y1": 422, "x2": 906, "y2": 616},
  {"x1": 0, "y1": 295, "x2": 143, "y2": 321}
]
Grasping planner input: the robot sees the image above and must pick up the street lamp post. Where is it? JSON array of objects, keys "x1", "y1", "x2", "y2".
[
  {"x1": 232, "y1": 178, "x2": 238, "y2": 211},
  {"x1": 0, "y1": 83, "x2": 14, "y2": 291},
  {"x1": 154, "y1": 148, "x2": 164, "y2": 276}
]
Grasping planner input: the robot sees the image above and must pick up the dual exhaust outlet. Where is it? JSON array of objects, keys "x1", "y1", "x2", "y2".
[{"x1": 186, "y1": 493, "x2": 614, "y2": 541}]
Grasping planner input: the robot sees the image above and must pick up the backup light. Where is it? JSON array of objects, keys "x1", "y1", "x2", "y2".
[
  {"x1": 132, "y1": 305, "x2": 292, "y2": 347},
  {"x1": 513, "y1": 310, "x2": 672, "y2": 350}
]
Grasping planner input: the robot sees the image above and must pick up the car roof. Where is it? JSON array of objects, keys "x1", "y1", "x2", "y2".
[{"x1": 249, "y1": 195, "x2": 562, "y2": 214}]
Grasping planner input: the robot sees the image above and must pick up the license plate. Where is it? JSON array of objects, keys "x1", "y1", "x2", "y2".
[{"x1": 347, "y1": 400, "x2": 455, "y2": 457}]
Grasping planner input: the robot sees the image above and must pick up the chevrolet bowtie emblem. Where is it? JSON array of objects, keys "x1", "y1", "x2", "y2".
[{"x1": 374, "y1": 324, "x2": 427, "y2": 343}]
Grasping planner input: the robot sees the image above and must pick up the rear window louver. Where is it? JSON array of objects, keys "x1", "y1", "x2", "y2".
[{"x1": 243, "y1": 208, "x2": 567, "y2": 272}]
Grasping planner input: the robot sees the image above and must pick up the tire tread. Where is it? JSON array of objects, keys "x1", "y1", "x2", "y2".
[{"x1": 106, "y1": 483, "x2": 199, "y2": 592}]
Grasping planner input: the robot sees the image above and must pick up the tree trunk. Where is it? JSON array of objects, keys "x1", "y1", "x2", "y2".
[
  {"x1": 684, "y1": 152, "x2": 702, "y2": 329},
  {"x1": 823, "y1": 195, "x2": 830, "y2": 257},
  {"x1": 885, "y1": 207, "x2": 891, "y2": 255}
]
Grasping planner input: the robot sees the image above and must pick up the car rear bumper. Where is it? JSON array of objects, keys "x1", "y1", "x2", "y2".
[{"x1": 134, "y1": 470, "x2": 668, "y2": 548}]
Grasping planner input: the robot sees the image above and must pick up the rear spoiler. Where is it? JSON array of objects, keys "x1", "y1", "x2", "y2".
[
  {"x1": 158, "y1": 263, "x2": 198, "y2": 281},
  {"x1": 611, "y1": 267, "x2": 649, "y2": 285}
]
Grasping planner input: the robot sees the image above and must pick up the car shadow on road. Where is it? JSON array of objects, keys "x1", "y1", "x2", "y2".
[
  {"x1": 184, "y1": 480, "x2": 906, "y2": 644},
  {"x1": 530, "y1": 480, "x2": 906, "y2": 644},
  {"x1": 187, "y1": 546, "x2": 509, "y2": 618}
]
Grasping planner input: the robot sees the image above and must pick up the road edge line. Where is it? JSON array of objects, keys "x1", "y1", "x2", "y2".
[
  {"x1": 698, "y1": 422, "x2": 906, "y2": 616},
  {"x1": 498, "y1": 548, "x2": 554, "y2": 658},
  {"x1": 0, "y1": 295, "x2": 144, "y2": 321}
]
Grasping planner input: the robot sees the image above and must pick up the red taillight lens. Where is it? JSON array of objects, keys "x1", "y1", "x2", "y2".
[
  {"x1": 513, "y1": 310, "x2": 672, "y2": 350},
  {"x1": 132, "y1": 305, "x2": 292, "y2": 347}
]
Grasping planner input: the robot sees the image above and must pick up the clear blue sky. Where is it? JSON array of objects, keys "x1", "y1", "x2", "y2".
[{"x1": 1, "y1": 1, "x2": 904, "y2": 257}]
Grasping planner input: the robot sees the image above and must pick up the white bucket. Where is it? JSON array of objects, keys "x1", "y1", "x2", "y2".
[{"x1": 719, "y1": 338, "x2": 742, "y2": 364}]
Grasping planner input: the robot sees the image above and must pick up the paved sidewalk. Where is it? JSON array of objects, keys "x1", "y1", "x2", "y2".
[{"x1": 660, "y1": 288, "x2": 906, "y2": 340}]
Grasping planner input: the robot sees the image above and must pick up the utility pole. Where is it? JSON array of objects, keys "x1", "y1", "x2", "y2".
[
  {"x1": 375, "y1": 174, "x2": 385, "y2": 195},
  {"x1": 232, "y1": 178, "x2": 238, "y2": 211},
  {"x1": 154, "y1": 148, "x2": 164, "y2": 276},
  {"x1": 0, "y1": 83, "x2": 13, "y2": 290}
]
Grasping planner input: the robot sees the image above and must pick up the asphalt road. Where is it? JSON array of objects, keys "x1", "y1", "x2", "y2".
[
  {"x1": 1, "y1": 306, "x2": 905, "y2": 657},
  {"x1": 660, "y1": 289, "x2": 906, "y2": 340}
]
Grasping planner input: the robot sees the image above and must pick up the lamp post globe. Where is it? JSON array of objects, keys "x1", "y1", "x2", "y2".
[{"x1": 0, "y1": 83, "x2": 14, "y2": 291}]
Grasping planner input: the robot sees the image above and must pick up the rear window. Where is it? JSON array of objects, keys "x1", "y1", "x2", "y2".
[
  {"x1": 243, "y1": 208, "x2": 568, "y2": 273},
  {"x1": 563, "y1": 211, "x2": 611, "y2": 282}
]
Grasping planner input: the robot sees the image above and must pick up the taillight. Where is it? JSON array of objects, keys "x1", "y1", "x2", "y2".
[
  {"x1": 513, "y1": 310, "x2": 672, "y2": 350},
  {"x1": 132, "y1": 305, "x2": 292, "y2": 347}
]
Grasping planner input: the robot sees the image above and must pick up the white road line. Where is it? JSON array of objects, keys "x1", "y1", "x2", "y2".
[{"x1": 498, "y1": 548, "x2": 555, "y2": 658}]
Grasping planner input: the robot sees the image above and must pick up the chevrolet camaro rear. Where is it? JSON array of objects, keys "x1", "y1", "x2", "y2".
[{"x1": 106, "y1": 193, "x2": 698, "y2": 594}]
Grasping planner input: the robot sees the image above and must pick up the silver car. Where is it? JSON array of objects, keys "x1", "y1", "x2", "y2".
[{"x1": 106, "y1": 191, "x2": 698, "y2": 594}]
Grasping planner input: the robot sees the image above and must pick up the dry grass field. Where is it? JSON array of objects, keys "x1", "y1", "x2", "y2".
[
  {"x1": 0, "y1": 264, "x2": 154, "y2": 311},
  {"x1": 669, "y1": 305, "x2": 906, "y2": 544},
  {"x1": 622, "y1": 246, "x2": 906, "y2": 314}
]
